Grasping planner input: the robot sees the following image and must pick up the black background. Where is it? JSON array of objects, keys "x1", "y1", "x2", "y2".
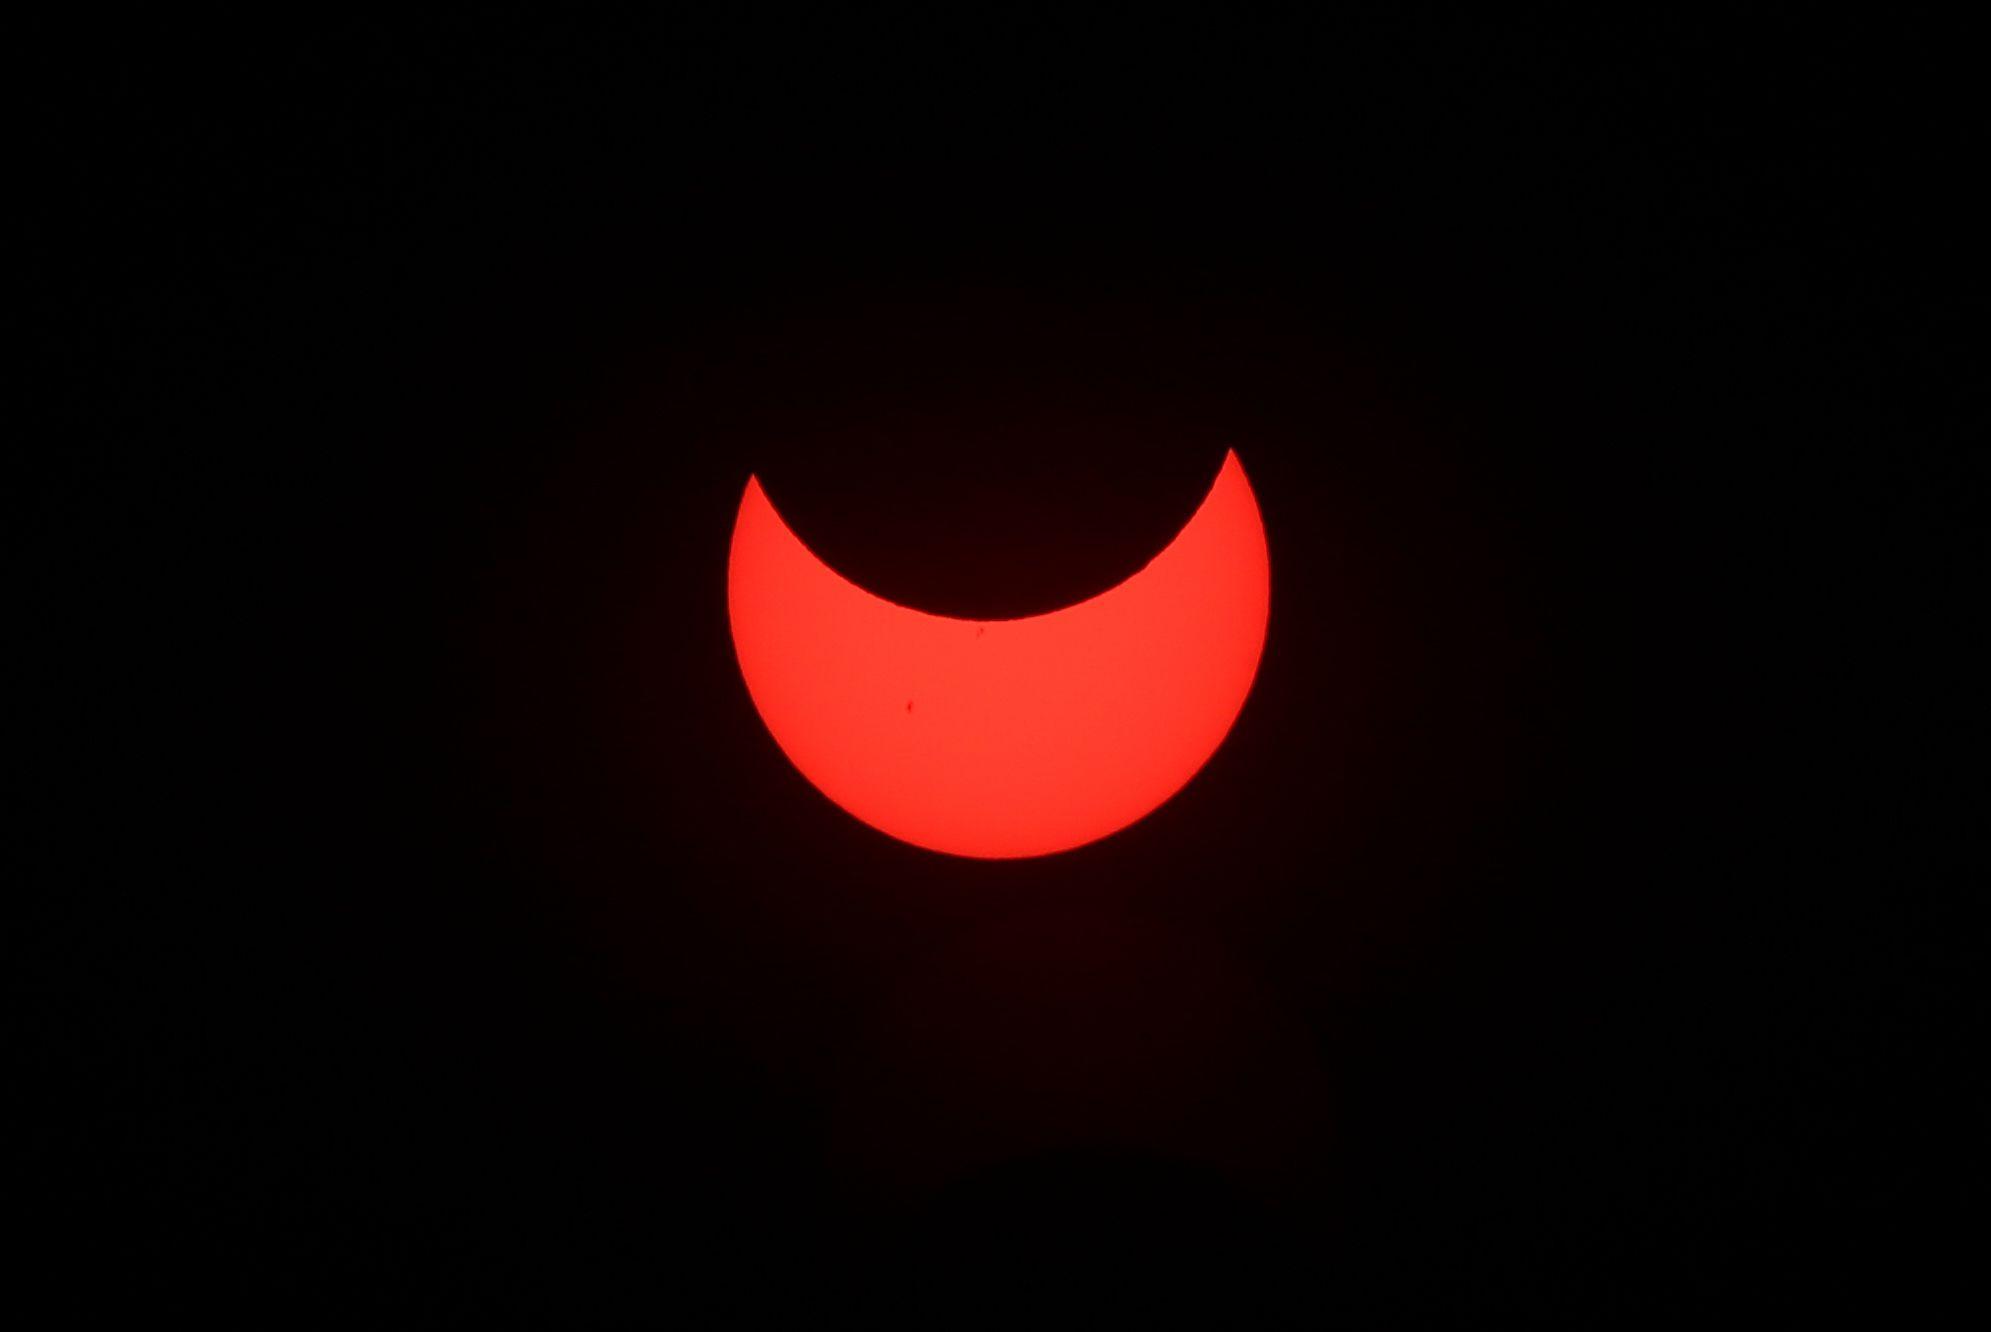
[{"x1": 27, "y1": 14, "x2": 1973, "y2": 1321}]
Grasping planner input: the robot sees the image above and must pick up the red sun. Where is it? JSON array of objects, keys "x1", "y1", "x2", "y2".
[{"x1": 727, "y1": 450, "x2": 1270, "y2": 858}]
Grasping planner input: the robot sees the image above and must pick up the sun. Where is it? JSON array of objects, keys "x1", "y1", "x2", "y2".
[{"x1": 728, "y1": 450, "x2": 1270, "y2": 858}]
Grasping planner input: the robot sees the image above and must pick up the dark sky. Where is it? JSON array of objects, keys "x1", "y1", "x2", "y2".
[{"x1": 26, "y1": 14, "x2": 1971, "y2": 1321}]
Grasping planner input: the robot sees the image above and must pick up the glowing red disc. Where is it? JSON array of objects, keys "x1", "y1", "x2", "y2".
[{"x1": 728, "y1": 450, "x2": 1270, "y2": 858}]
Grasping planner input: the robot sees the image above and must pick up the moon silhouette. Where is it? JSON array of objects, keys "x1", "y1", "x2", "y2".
[{"x1": 727, "y1": 450, "x2": 1270, "y2": 858}]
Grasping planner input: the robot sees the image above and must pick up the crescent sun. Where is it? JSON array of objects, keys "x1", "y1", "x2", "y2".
[{"x1": 727, "y1": 449, "x2": 1270, "y2": 859}]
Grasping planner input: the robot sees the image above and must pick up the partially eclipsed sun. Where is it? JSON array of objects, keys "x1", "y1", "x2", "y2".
[{"x1": 727, "y1": 450, "x2": 1270, "y2": 858}]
